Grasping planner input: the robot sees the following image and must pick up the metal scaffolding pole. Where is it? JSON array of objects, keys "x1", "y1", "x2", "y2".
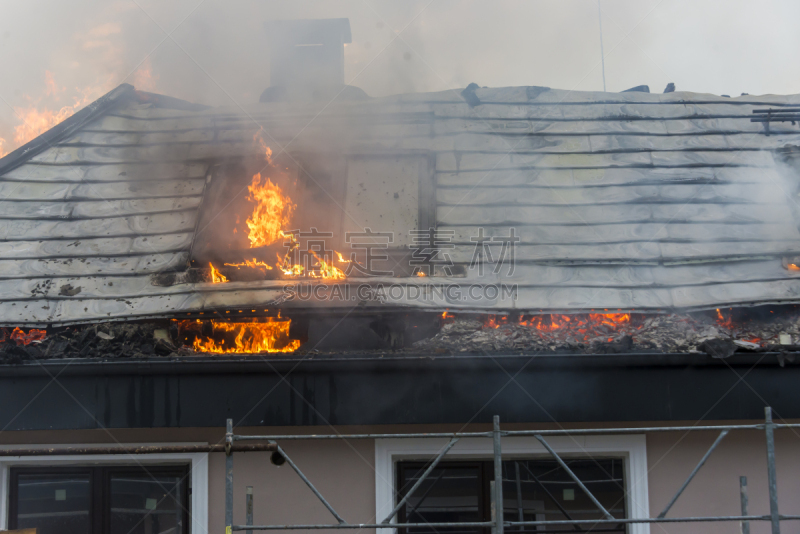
[
  {"x1": 226, "y1": 418, "x2": 234, "y2": 534},
  {"x1": 658, "y1": 429, "x2": 729, "y2": 518},
  {"x1": 740, "y1": 476, "x2": 750, "y2": 534},
  {"x1": 210, "y1": 409, "x2": 800, "y2": 533},
  {"x1": 232, "y1": 422, "x2": 800, "y2": 441},
  {"x1": 514, "y1": 462, "x2": 523, "y2": 529},
  {"x1": 765, "y1": 407, "x2": 781, "y2": 534},
  {"x1": 246, "y1": 486, "x2": 254, "y2": 534},
  {"x1": 381, "y1": 436, "x2": 460, "y2": 525},
  {"x1": 534, "y1": 434, "x2": 614, "y2": 521},
  {"x1": 270, "y1": 441, "x2": 347, "y2": 524},
  {"x1": 17, "y1": 409, "x2": 798, "y2": 533},
  {"x1": 518, "y1": 460, "x2": 583, "y2": 531},
  {"x1": 232, "y1": 516, "x2": 800, "y2": 530},
  {"x1": 493, "y1": 415, "x2": 504, "y2": 534}
]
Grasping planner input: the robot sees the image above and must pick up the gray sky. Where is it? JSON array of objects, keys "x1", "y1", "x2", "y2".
[{"x1": 1, "y1": 0, "x2": 799, "y2": 151}]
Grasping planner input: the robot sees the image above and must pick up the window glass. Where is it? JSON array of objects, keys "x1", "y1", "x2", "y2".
[
  {"x1": 397, "y1": 459, "x2": 626, "y2": 533},
  {"x1": 399, "y1": 463, "x2": 483, "y2": 534},
  {"x1": 109, "y1": 472, "x2": 184, "y2": 534},
  {"x1": 10, "y1": 466, "x2": 188, "y2": 534},
  {"x1": 15, "y1": 472, "x2": 91, "y2": 534},
  {"x1": 502, "y1": 459, "x2": 626, "y2": 532}
]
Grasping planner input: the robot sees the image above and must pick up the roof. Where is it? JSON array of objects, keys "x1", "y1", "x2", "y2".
[{"x1": 2, "y1": 84, "x2": 800, "y2": 326}]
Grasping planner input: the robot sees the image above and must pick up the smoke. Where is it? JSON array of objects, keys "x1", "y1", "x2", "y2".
[{"x1": 1, "y1": 0, "x2": 800, "y2": 154}]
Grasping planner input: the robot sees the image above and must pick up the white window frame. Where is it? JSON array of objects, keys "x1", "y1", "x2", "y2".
[
  {"x1": 375, "y1": 434, "x2": 650, "y2": 534},
  {"x1": 0, "y1": 443, "x2": 209, "y2": 534}
]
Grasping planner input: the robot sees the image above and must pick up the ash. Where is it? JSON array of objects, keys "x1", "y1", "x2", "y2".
[
  {"x1": 0, "y1": 322, "x2": 189, "y2": 363},
  {"x1": 411, "y1": 311, "x2": 800, "y2": 356},
  {"x1": 3, "y1": 308, "x2": 800, "y2": 363}
]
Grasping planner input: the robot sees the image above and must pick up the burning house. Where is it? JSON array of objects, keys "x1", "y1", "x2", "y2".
[{"x1": 1, "y1": 17, "x2": 800, "y2": 534}]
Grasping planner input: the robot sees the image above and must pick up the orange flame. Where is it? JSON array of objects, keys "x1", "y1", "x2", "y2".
[
  {"x1": 308, "y1": 251, "x2": 347, "y2": 279},
  {"x1": 0, "y1": 72, "x2": 108, "y2": 158},
  {"x1": 715, "y1": 308, "x2": 734, "y2": 330},
  {"x1": 234, "y1": 134, "x2": 349, "y2": 280},
  {"x1": 245, "y1": 173, "x2": 295, "y2": 248},
  {"x1": 132, "y1": 57, "x2": 159, "y2": 92},
  {"x1": 1, "y1": 327, "x2": 47, "y2": 345},
  {"x1": 482, "y1": 312, "x2": 639, "y2": 343},
  {"x1": 277, "y1": 251, "x2": 349, "y2": 279},
  {"x1": 416, "y1": 271, "x2": 427, "y2": 277},
  {"x1": 277, "y1": 251, "x2": 305, "y2": 276},
  {"x1": 191, "y1": 318, "x2": 300, "y2": 353},
  {"x1": 209, "y1": 263, "x2": 228, "y2": 283},
  {"x1": 12, "y1": 72, "x2": 97, "y2": 147},
  {"x1": 789, "y1": 263, "x2": 800, "y2": 271},
  {"x1": 13, "y1": 103, "x2": 81, "y2": 146},
  {"x1": 225, "y1": 258, "x2": 273, "y2": 270}
]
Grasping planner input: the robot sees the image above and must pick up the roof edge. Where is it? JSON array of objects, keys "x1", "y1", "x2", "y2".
[
  {"x1": 133, "y1": 90, "x2": 211, "y2": 111},
  {"x1": 0, "y1": 83, "x2": 136, "y2": 176}
]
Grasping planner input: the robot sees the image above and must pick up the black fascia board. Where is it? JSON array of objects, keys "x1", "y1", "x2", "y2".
[{"x1": 0, "y1": 352, "x2": 797, "y2": 431}]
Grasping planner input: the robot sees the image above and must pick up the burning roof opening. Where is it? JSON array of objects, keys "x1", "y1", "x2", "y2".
[{"x1": 190, "y1": 134, "x2": 352, "y2": 282}]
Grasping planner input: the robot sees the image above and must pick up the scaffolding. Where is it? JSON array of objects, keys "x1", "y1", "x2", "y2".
[
  {"x1": 222, "y1": 407, "x2": 800, "y2": 534},
  {"x1": 3, "y1": 408, "x2": 794, "y2": 533}
]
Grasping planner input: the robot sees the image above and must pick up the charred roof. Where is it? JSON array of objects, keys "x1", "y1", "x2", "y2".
[{"x1": 2, "y1": 84, "x2": 800, "y2": 326}]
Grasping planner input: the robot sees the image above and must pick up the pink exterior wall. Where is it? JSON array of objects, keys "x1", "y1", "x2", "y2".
[
  {"x1": 647, "y1": 427, "x2": 800, "y2": 534},
  {"x1": 207, "y1": 440, "x2": 376, "y2": 534},
  {"x1": 2, "y1": 422, "x2": 799, "y2": 534}
]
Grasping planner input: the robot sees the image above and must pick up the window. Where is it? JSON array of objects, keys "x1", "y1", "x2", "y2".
[
  {"x1": 342, "y1": 155, "x2": 435, "y2": 277},
  {"x1": 396, "y1": 459, "x2": 626, "y2": 533},
  {"x1": 8, "y1": 465, "x2": 189, "y2": 534}
]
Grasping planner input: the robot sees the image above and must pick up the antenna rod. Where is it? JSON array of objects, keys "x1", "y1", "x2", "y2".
[{"x1": 597, "y1": 0, "x2": 607, "y2": 92}]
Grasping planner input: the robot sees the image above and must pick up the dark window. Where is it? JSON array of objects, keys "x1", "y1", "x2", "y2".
[
  {"x1": 9, "y1": 465, "x2": 189, "y2": 534},
  {"x1": 397, "y1": 459, "x2": 626, "y2": 534}
]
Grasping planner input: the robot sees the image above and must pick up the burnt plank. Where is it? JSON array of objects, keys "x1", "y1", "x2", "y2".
[
  {"x1": 0, "y1": 181, "x2": 73, "y2": 201},
  {"x1": 435, "y1": 167, "x2": 766, "y2": 187},
  {"x1": 435, "y1": 150, "x2": 774, "y2": 172},
  {"x1": 0, "y1": 178, "x2": 205, "y2": 201},
  {"x1": 440, "y1": 223, "x2": 799, "y2": 245},
  {"x1": 0, "y1": 274, "x2": 192, "y2": 300},
  {"x1": 0, "y1": 233, "x2": 193, "y2": 259},
  {"x1": 0, "y1": 212, "x2": 197, "y2": 240},
  {"x1": 449, "y1": 242, "x2": 662, "y2": 262},
  {"x1": 493, "y1": 260, "x2": 796, "y2": 287},
  {"x1": 1, "y1": 162, "x2": 207, "y2": 182},
  {"x1": 671, "y1": 280, "x2": 800, "y2": 308},
  {"x1": 438, "y1": 203, "x2": 792, "y2": 226},
  {"x1": 434, "y1": 118, "x2": 800, "y2": 136},
  {"x1": 436, "y1": 183, "x2": 778, "y2": 206},
  {"x1": 659, "y1": 241, "x2": 800, "y2": 261},
  {"x1": 432, "y1": 102, "x2": 799, "y2": 120},
  {"x1": 0, "y1": 252, "x2": 188, "y2": 280},
  {"x1": 0, "y1": 197, "x2": 202, "y2": 220}
]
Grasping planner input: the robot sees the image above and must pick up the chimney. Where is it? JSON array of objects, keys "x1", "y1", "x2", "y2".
[{"x1": 262, "y1": 18, "x2": 357, "y2": 102}]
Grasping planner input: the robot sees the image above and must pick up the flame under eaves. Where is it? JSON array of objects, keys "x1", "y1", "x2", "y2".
[{"x1": 191, "y1": 317, "x2": 301, "y2": 354}]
